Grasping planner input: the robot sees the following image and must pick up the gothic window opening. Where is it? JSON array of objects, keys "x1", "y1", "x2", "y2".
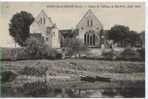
[
  {"x1": 90, "y1": 36, "x2": 93, "y2": 46},
  {"x1": 38, "y1": 17, "x2": 46, "y2": 24},
  {"x1": 84, "y1": 34, "x2": 87, "y2": 45},
  {"x1": 41, "y1": 18, "x2": 42, "y2": 24},
  {"x1": 93, "y1": 34, "x2": 95, "y2": 46},
  {"x1": 84, "y1": 32, "x2": 96, "y2": 47},
  {"x1": 86, "y1": 34, "x2": 89, "y2": 45},
  {"x1": 38, "y1": 18, "x2": 42, "y2": 24}
]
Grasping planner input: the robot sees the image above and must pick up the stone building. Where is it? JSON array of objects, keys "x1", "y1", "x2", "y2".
[
  {"x1": 76, "y1": 9, "x2": 104, "y2": 48},
  {"x1": 30, "y1": 10, "x2": 61, "y2": 48},
  {"x1": 30, "y1": 9, "x2": 105, "y2": 49}
]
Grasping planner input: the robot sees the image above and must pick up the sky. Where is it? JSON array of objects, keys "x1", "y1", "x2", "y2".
[{"x1": 0, "y1": 2, "x2": 145, "y2": 47}]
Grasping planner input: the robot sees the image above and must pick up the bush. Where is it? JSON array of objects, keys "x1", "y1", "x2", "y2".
[
  {"x1": 1, "y1": 71, "x2": 17, "y2": 83},
  {"x1": 20, "y1": 66, "x2": 47, "y2": 76},
  {"x1": 101, "y1": 49, "x2": 117, "y2": 60},
  {"x1": 41, "y1": 45, "x2": 54, "y2": 59},
  {"x1": 56, "y1": 53, "x2": 63, "y2": 59},
  {"x1": 25, "y1": 36, "x2": 61, "y2": 59},
  {"x1": 25, "y1": 36, "x2": 46, "y2": 58},
  {"x1": 137, "y1": 48, "x2": 145, "y2": 60},
  {"x1": 0, "y1": 48, "x2": 29, "y2": 61},
  {"x1": 63, "y1": 38, "x2": 88, "y2": 57},
  {"x1": 118, "y1": 48, "x2": 142, "y2": 61},
  {"x1": 22, "y1": 81, "x2": 49, "y2": 97},
  {"x1": 15, "y1": 48, "x2": 31, "y2": 60},
  {"x1": 43, "y1": 47, "x2": 62, "y2": 59},
  {"x1": 1, "y1": 36, "x2": 63, "y2": 60}
]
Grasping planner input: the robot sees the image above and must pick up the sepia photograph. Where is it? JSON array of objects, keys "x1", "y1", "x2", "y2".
[{"x1": 0, "y1": 2, "x2": 145, "y2": 98}]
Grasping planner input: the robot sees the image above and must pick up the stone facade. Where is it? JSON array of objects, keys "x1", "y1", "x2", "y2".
[
  {"x1": 76, "y1": 9, "x2": 103, "y2": 48},
  {"x1": 30, "y1": 9, "x2": 105, "y2": 49},
  {"x1": 30, "y1": 10, "x2": 61, "y2": 48}
]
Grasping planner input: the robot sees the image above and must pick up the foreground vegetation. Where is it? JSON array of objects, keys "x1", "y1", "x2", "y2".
[{"x1": 0, "y1": 59, "x2": 145, "y2": 97}]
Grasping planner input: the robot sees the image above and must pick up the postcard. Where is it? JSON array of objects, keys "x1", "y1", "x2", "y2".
[{"x1": 0, "y1": 2, "x2": 145, "y2": 98}]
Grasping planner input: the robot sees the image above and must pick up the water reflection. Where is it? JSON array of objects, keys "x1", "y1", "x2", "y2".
[
  {"x1": 1, "y1": 82, "x2": 145, "y2": 98},
  {"x1": 1, "y1": 77, "x2": 145, "y2": 98}
]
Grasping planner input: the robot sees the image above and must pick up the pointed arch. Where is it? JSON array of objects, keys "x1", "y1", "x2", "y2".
[
  {"x1": 93, "y1": 34, "x2": 95, "y2": 46},
  {"x1": 84, "y1": 33, "x2": 87, "y2": 45},
  {"x1": 90, "y1": 35, "x2": 93, "y2": 46}
]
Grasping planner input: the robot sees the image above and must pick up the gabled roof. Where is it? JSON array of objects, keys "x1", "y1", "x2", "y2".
[
  {"x1": 34, "y1": 10, "x2": 53, "y2": 26},
  {"x1": 76, "y1": 9, "x2": 103, "y2": 29}
]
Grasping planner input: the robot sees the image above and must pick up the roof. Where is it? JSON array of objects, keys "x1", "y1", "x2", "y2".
[
  {"x1": 34, "y1": 10, "x2": 54, "y2": 27},
  {"x1": 59, "y1": 29, "x2": 73, "y2": 34},
  {"x1": 59, "y1": 29, "x2": 76, "y2": 38},
  {"x1": 76, "y1": 9, "x2": 103, "y2": 29},
  {"x1": 59, "y1": 29, "x2": 78, "y2": 38}
]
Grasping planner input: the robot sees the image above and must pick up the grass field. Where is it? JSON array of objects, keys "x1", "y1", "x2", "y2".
[{"x1": 0, "y1": 59, "x2": 145, "y2": 97}]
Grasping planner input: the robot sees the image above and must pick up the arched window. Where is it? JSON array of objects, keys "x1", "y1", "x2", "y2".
[
  {"x1": 93, "y1": 34, "x2": 95, "y2": 46},
  {"x1": 84, "y1": 32, "x2": 96, "y2": 47},
  {"x1": 84, "y1": 34, "x2": 86, "y2": 45},
  {"x1": 90, "y1": 35, "x2": 93, "y2": 46},
  {"x1": 39, "y1": 18, "x2": 42, "y2": 24},
  {"x1": 87, "y1": 34, "x2": 89, "y2": 46}
]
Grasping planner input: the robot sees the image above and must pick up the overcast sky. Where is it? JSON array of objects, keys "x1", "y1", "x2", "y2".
[{"x1": 0, "y1": 2, "x2": 145, "y2": 47}]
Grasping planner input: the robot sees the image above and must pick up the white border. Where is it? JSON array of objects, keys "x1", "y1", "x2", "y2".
[
  {"x1": 0, "y1": 0, "x2": 147, "y2": 99},
  {"x1": 0, "y1": 0, "x2": 146, "y2": 2},
  {"x1": 145, "y1": 0, "x2": 147, "y2": 98}
]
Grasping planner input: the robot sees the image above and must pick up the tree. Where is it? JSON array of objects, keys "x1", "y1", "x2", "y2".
[
  {"x1": 139, "y1": 31, "x2": 145, "y2": 48},
  {"x1": 9, "y1": 11, "x2": 34, "y2": 46},
  {"x1": 1, "y1": 71, "x2": 17, "y2": 83},
  {"x1": 108, "y1": 25, "x2": 129, "y2": 43},
  {"x1": 25, "y1": 35, "x2": 58, "y2": 59},
  {"x1": 126, "y1": 31, "x2": 140, "y2": 46},
  {"x1": 25, "y1": 36, "x2": 46, "y2": 58}
]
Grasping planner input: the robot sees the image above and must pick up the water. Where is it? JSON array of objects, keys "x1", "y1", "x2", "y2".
[
  {"x1": 0, "y1": 75, "x2": 145, "y2": 98},
  {"x1": 1, "y1": 82, "x2": 145, "y2": 97}
]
